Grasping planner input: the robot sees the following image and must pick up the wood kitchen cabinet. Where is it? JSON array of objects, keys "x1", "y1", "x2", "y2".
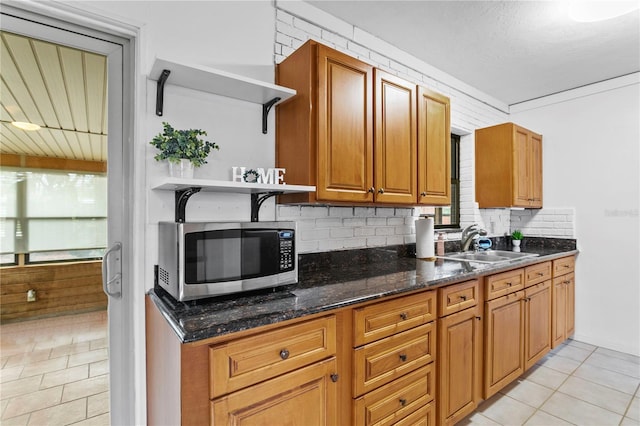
[
  {"x1": 352, "y1": 291, "x2": 437, "y2": 425},
  {"x1": 437, "y1": 280, "x2": 482, "y2": 426},
  {"x1": 277, "y1": 40, "x2": 373, "y2": 204},
  {"x1": 475, "y1": 122, "x2": 543, "y2": 208},
  {"x1": 552, "y1": 256, "x2": 576, "y2": 348},
  {"x1": 484, "y1": 269, "x2": 525, "y2": 398},
  {"x1": 417, "y1": 87, "x2": 451, "y2": 206},
  {"x1": 276, "y1": 40, "x2": 449, "y2": 206},
  {"x1": 523, "y1": 262, "x2": 552, "y2": 370}
]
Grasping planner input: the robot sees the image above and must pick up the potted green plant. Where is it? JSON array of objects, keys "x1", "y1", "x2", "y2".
[
  {"x1": 511, "y1": 229, "x2": 523, "y2": 250},
  {"x1": 150, "y1": 122, "x2": 219, "y2": 178}
]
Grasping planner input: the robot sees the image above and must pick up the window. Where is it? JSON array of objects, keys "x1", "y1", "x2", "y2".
[
  {"x1": 418, "y1": 134, "x2": 460, "y2": 229},
  {"x1": 0, "y1": 169, "x2": 107, "y2": 265}
]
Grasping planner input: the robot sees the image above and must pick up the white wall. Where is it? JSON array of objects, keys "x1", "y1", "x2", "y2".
[{"x1": 511, "y1": 75, "x2": 640, "y2": 356}]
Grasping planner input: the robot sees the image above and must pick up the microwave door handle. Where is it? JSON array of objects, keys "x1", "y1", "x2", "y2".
[{"x1": 102, "y1": 242, "x2": 122, "y2": 298}]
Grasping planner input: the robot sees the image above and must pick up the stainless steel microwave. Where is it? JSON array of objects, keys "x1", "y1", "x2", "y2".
[{"x1": 156, "y1": 221, "x2": 297, "y2": 301}]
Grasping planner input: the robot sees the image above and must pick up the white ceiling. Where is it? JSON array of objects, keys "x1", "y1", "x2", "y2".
[
  {"x1": 0, "y1": 31, "x2": 108, "y2": 163},
  {"x1": 306, "y1": 0, "x2": 640, "y2": 106}
]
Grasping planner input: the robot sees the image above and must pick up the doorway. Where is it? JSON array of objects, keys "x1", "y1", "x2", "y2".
[{"x1": 0, "y1": 7, "x2": 136, "y2": 425}]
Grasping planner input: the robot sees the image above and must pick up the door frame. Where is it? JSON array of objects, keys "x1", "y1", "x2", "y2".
[{"x1": 0, "y1": 3, "x2": 142, "y2": 424}]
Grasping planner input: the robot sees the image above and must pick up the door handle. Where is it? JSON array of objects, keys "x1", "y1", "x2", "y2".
[{"x1": 102, "y1": 242, "x2": 122, "y2": 298}]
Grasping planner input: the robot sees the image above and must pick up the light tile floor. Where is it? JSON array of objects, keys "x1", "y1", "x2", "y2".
[
  {"x1": 461, "y1": 339, "x2": 640, "y2": 426},
  {"x1": 0, "y1": 311, "x2": 109, "y2": 426}
]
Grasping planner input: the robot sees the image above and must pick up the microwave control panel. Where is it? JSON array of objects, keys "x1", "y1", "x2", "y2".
[{"x1": 279, "y1": 230, "x2": 295, "y2": 271}]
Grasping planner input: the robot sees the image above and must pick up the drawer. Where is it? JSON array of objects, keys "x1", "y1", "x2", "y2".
[
  {"x1": 438, "y1": 280, "x2": 479, "y2": 317},
  {"x1": 553, "y1": 256, "x2": 575, "y2": 276},
  {"x1": 354, "y1": 291, "x2": 436, "y2": 346},
  {"x1": 525, "y1": 262, "x2": 552, "y2": 287},
  {"x1": 354, "y1": 364, "x2": 435, "y2": 426},
  {"x1": 354, "y1": 322, "x2": 435, "y2": 397},
  {"x1": 485, "y1": 269, "x2": 524, "y2": 300},
  {"x1": 209, "y1": 315, "x2": 336, "y2": 398},
  {"x1": 525, "y1": 279, "x2": 551, "y2": 298},
  {"x1": 393, "y1": 402, "x2": 435, "y2": 426}
]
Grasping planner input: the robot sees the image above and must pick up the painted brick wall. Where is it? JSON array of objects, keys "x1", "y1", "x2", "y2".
[
  {"x1": 273, "y1": 2, "x2": 574, "y2": 253},
  {"x1": 510, "y1": 208, "x2": 576, "y2": 238}
]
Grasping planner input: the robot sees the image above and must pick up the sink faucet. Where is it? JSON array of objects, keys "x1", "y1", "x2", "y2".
[{"x1": 461, "y1": 224, "x2": 487, "y2": 251}]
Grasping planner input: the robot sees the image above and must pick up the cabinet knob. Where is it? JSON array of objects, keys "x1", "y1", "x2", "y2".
[
  {"x1": 368, "y1": 187, "x2": 375, "y2": 194},
  {"x1": 399, "y1": 312, "x2": 408, "y2": 320},
  {"x1": 378, "y1": 188, "x2": 385, "y2": 194},
  {"x1": 420, "y1": 192, "x2": 427, "y2": 197},
  {"x1": 399, "y1": 353, "x2": 407, "y2": 362},
  {"x1": 330, "y1": 373, "x2": 339, "y2": 383},
  {"x1": 279, "y1": 349, "x2": 290, "y2": 360},
  {"x1": 399, "y1": 398, "x2": 407, "y2": 406}
]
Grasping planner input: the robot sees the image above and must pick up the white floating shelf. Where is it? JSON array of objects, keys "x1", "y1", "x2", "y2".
[
  {"x1": 149, "y1": 57, "x2": 296, "y2": 106},
  {"x1": 152, "y1": 177, "x2": 315, "y2": 195}
]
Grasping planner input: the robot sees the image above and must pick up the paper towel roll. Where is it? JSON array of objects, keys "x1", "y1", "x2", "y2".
[{"x1": 415, "y1": 217, "x2": 435, "y2": 259}]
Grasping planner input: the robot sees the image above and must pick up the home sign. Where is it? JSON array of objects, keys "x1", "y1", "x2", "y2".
[{"x1": 232, "y1": 167, "x2": 286, "y2": 185}]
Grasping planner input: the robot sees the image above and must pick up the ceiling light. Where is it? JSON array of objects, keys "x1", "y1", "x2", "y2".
[
  {"x1": 568, "y1": 1, "x2": 640, "y2": 22},
  {"x1": 11, "y1": 121, "x2": 41, "y2": 131}
]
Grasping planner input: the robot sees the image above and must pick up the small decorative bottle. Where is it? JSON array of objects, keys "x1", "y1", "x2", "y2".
[{"x1": 436, "y1": 232, "x2": 446, "y2": 256}]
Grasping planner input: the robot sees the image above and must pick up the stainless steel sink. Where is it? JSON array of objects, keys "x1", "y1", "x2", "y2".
[{"x1": 438, "y1": 250, "x2": 539, "y2": 264}]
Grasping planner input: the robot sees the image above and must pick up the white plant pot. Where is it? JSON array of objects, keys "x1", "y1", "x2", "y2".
[
  {"x1": 168, "y1": 159, "x2": 195, "y2": 179},
  {"x1": 512, "y1": 239, "x2": 521, "y2": 252}
]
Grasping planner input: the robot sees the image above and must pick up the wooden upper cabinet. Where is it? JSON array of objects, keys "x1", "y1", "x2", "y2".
[
  {"x1": 374, "y1": 69, "x2": 417, "y2": 204},
  {"x1": 276, "y1": 40, "x2": 374, "y2": 204},
  {"x1": 276, "y1": 40, "x2": 450, "y2": 206},
  {"x1": 475, "y1": 122, "x2": 543, "y2": 208},
  {"x1": 417, "y1": 87, "x2": 451, "y2": 206}
]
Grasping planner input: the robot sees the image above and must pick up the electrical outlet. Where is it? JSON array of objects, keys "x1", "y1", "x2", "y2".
[{"x1": 27, "y1": 289, "x2": 36, "y2": 302}]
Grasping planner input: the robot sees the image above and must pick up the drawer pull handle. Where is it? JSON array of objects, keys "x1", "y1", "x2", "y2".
[
  {"x1": 399, "y1": 398, "x2": 407, "y2": 406},
  {"x1": 279, "y1": 349, "x2": 290, "y2": 360},
  {"x1": 460, "y1": 295, "x2": 467, "y2": 301},
  {"x1": 537, "y1": 272, "x2": 544, "y2": 276},
  {"x1": 507, "y1": 282, "x2": 512, "y2": 286},
  {"x1": 330, "y1": 373, "x2": 339, "y2": 383},
  {"x1": 399, "y1": 354, "x2": 407, "y2": 362},
  {"x1": 564, "y1": 265, "x2": 571, "y2": 268},
  {"x1": 564, "y1": 280, "x2": 570, "y2": 285},
  {"x1": 399, "y1": 312, "x2": 408, "y2": 320}
]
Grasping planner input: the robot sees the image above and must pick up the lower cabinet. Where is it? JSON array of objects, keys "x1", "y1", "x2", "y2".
[
  {"x1": 211, "y1": 357, "x2": 338, "y2": 425},
  {"x1": 524, "y1": 280, "x2": 552, "y2": 370},
  {"x1": 146, "y1": 255, "x2": 576, "y2": 425},
  {"x1": 484, "y1": 289, "x2": 525, "y2": 398},
  {"x1": 352, "y1": 291, "x2": 437, "y2": 426},
  {"x1": 437, "y1": 280, "x2": 482, "y2": 425},
  {"x1": 552, "y1": 256, "x2": 576, "y2": 348}
]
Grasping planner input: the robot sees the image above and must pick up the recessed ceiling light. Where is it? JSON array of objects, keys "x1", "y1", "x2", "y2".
[
  {"x1": 11, "y1": 121, "x2": 41, "y2": 131},
  {"x1": 568, "y1": 1, "x2": 640, "y2": 22}
]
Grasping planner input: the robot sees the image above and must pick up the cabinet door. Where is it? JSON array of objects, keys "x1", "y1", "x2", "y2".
[
  {"x1": 417, "y1": 87, "x2": 451, "y2": 205},
  {"x1": 524, "y1": 281, "x2": 552, "y2": 370},
  {"x1": 211, "y1": 357, "x2": 338, "y2": 425},
  {"x1": 552, "y1": 277, "x2": 568, "y2": 348},
  {"x1": 374, "y1": 70, "x2": 417, "y2": 204},
  {"x1": 438, "y1": 305, "x2": 482, "y2": 426},
  {"x1": 317, "y1": 45, "x2": 374, "y2": 203},
  {"x1": 530, "y1": 133, "x2": 543, "y2": 207},
  {"x1": 484, "y1": 291, "x2": 525, "y2": 398},
  {"x1": 513, "y1": 126, "x2": 531, "y2": 207}
]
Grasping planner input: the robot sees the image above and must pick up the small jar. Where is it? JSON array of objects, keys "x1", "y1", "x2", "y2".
[{"x1": 436, "y1": 232, "x2": 445, "y2": 256}]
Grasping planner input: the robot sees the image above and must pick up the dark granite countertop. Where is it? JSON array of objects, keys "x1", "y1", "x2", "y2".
[{"x1": 149, "y1": 238, "x2": 577, "y2": 343}]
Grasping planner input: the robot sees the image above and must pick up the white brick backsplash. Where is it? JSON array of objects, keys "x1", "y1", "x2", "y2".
[{"x1": 274, "y1": 5, "x2": 575, "y2": 253}]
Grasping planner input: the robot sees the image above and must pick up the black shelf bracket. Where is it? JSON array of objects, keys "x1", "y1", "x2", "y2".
[
  {"x1": 156, "y1": 69, "x2": 171, "y2": 116},
  {"x1": 262, "y1": 97, "x2": 281, "y2": 134},
  {"x1": 175, "y1": 187, "x2": 201, "y2": 223},
  {"x1": 251, "y1": 191, "x2": 283, "y2": 222}
]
